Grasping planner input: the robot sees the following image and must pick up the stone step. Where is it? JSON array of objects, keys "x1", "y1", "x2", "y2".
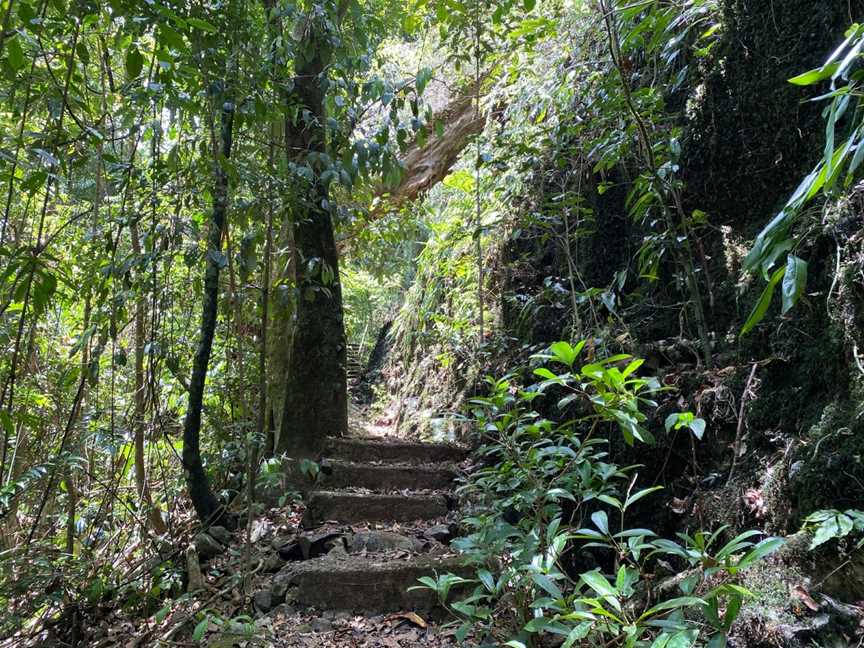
[
  {"x1": 325, "y1": 437, "x2": 469, "y2": 465},
  {"x1": 271, "y1": 554, "x2": 468, "y2": 612},
  {"x1": 320, "y1": 459, "x2": 459, "y2": 491},
  {"x1": 302, "y1": 490, "x2": 450, "y2": 527}
]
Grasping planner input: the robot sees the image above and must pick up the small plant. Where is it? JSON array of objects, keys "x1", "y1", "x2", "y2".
[
  {"x1": 803, "y1": 509, "x2": 864, "y2": 551},
  {"x1": 298, "y1": 458, "x2": 320, "y2": 482},
  {"x1": 412, "y1": 341, "x2": 782, "y2": 646}
]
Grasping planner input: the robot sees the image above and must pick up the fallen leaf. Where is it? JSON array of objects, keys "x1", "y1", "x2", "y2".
[
  {"x1": 389, "y1": 612, "x2": 427, "y2": 629},
  {"x1": 791, "y1": 585, "x2": 820, "y2": 611},
  {"x1": 669, "y1": 497, "x2": 689, "y2": 514}
]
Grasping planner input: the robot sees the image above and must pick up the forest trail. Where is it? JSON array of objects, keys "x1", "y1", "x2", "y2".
[{"x1": 242, "y1": 435, "x2": 472, "y2": 647}]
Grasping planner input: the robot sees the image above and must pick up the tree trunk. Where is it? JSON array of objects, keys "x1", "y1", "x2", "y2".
[
  {"x1": 181, "y1": 101, "x2": 234, "y2": 527},
  {"x1": 276, "y1": 24, "x2": 348, "y2": 456},
  {"x1": 130, "y1": 219, "x2": 167, "y2": 535}
]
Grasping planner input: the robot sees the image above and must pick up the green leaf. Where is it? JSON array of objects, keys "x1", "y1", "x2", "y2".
[
  {"x1": 187, "y1": 17, "x2": 217, "y2": 33},
  {"x1": 625, "y1": 486, "x2": 663, "y2": 510},
  {"x1": 581, "y1": 570, "x2": 616, "y2": 598},
  {"x1": 533, "y1": 367, "x2": 559, "y2": 381},
  {"x1": 781, "y1": 255, "x2": 807, "y2": 314},
  {"x1": 810, "y1": 513, "x2": 854, "y2": 549},
  {"x1": 741, "y1": 265, "x2": 786, "y2": 336},
  {"x1": 192, "y1": 617, "x2": 209, "y2": 642},
  {"x1": 650, "y1": 634, "x2": 672, "y2": 648},
  {"x1": 125, "y1": 47, "x2": 144, "y2": 79},
  {"x1": 531, "y1": 573, "x2": 563, "y2": 599},
  {"x1": 738, "y1": 537, "x2": 785, "y2": 569},
  {"x1": 788, "y1": 63, "x2": 839, "y2": 86},
  {"x1": 706, "y1": 634, "x2": 728, "y2": 648},
  {"x1": 415, "y1": 67, "x2": 432, "y2": 95},
  {"x1": 523, "y1": 0, "x2": 536, "y2": 10},
  {"x1": 154, "y1": 603, "x2": 171, "y2": 623},
  {"x1": 591, "y1": 510, "x2": 609, "y2": 534},
  {"x1": 478, "y1": 569, "x2": 495, "y2": 592},
  {"x1": 644, "y1": 596, "x2": 706, "y2": 616},
  {"x1": 661, "y1": 629, "x2": 699, "y2": 648},
  {"x1": 549, "y1": 340, "x2": 583, "y2": 367},
  {"x1": 6, "y1": 36, "x2": 25, "y2": 72}
]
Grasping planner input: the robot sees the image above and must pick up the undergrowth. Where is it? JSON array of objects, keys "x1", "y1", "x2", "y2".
[{"x1": 413, "y1": 341, "x2": 783, "y2": 647}]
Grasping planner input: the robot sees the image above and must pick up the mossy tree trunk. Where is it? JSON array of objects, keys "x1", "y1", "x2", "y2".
[{"x1": 276, "y1": 18, "x2": 348, "y2": 456}]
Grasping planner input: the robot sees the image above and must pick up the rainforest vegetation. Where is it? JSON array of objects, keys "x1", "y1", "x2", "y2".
[{"x1": 1, "y1": 0, "x2": 864, "y2": 646}]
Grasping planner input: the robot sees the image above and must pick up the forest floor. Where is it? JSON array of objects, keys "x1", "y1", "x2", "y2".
[{"x1": 149, "y1": 402, "x2": 472, "y2": 648}]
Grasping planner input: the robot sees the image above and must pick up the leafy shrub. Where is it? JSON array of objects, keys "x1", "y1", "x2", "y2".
[{"x1": 413, "y1": 341, "x2": 782, "y2": 647}]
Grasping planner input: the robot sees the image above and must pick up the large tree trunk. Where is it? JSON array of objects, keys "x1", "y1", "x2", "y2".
[
  {"x1": 276, "y1": 22, "x2": 348, "y2": 456},
  {"x1": 182, "y1": 102, "x2": 234, "y2": 527}
]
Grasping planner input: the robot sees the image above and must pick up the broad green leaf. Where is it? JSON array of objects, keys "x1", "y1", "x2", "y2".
[
  {"x1": 581, "y1": 570, "x2": 616, "y2": 598},
  {"x1": 126, "y1": 47, "x2": 144, "y2": 79},
  {"x1": 591, "y1": 510, "x2": 609, "y2": 534},
  {"x1": 788, "y1": 63, "x2": 839, "y2": 86},
  {"x1": 781, "y1": 255, "x2": 807, "y2": 314},
  {"x1": 154, "y1": 603, "x2": 171, "y2": 623},
  {"x1": 625, "y1": 486, "x2": 663, "y2": 510},
  {"x1": 741, "y1": 265, "x2": 786, "y2": 335},
  {"x1": 416, "y1": 67, "x2": 432, "y2": 95},
  {"x1": 533, "y1": 367, "x2": 559, "y2": 381},
  {"x1": 689, "y1": 418, "x2": 706, "y2": 440},
  {"x1": 192, "y1": 617, "x2": 209, "y2": 642},
  {"x1": 667, "y1": 629, "x2": 699, "y2": 648},
  {"x1": 531, "y1": 573, "x2": 563, "y2": 599},
  {"x1": 6, "y1": 36, "x2": 25, "y2": 71},
  {"x1": 549, "y1": 341, "x2": 581, "y2": 367},
  {"x1": 643, "y1": 596, "x2": 706, "y2": 617}
]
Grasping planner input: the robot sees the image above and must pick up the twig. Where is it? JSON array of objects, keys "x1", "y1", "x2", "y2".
[
  {"x1": 158, "y1": 559, "x2": 264, "y2": 644},
  {"x1": 727, "y1": 363, "x2": 758, "y2": 485}
]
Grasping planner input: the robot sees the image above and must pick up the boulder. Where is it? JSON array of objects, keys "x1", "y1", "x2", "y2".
[
  {"x1": 209, "y1": 525, "x2": 232, "y2": 545},
  {"x1": 347, "y1": 531, "x2": 421, "y2": 554},
  {"x1": 194, "y1": 532, "x2": 223, "y2": 561},
  {"x1": 298, "y1": 530, "x2": 344, "y2": 560},
  {"x1": 253, "y1": 590, "x2": 274, "y2": 614}
]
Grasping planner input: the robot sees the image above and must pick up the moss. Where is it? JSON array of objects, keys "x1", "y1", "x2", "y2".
[
  {"x1": 683, "y1": 0, "x2": 863, "y2": 234},
  {"x1": 789, "y1": 401, "x2": 864, "y2": 517}
]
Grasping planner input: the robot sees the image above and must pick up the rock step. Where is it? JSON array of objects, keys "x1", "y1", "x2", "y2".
[
  {"x1": 325, "y1": 437, "x2": 469, "y2": 465},
  {"x1": 320, "y1": 459, "x2": 459, "y2": 491},
  {"x1": 303, "y1": 490, "x2": 450, "y2": 527},
  {"x1": 274, "y1": 554, "x2": 467, "y2": 612}
]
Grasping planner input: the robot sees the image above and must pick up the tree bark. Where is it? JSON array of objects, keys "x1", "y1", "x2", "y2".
[
  {"x1": 182, "y1": 101, "x2": 235, "y2": 527},
  {"x1": 276, "y1": 22, "x2": 348, "y2": 456}
]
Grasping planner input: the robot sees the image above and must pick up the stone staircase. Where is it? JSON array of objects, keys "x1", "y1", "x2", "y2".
[
  {"x1": 270, "y1": 436, "x2": 470, "y2": 613},
  {"x1": 345, "y1": 342, "x2": 368, "y2": 385}
]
